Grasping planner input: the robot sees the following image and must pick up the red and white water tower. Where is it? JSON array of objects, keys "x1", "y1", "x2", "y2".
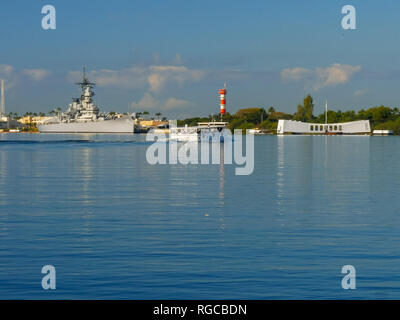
[{"x1": 219, "y1": 84, "x2": 227, "y2": 117}]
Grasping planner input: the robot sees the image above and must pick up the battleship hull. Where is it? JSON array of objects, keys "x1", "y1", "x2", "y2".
[{"x1": 38, "y1": 118, "x2": 134, "y2": 133}]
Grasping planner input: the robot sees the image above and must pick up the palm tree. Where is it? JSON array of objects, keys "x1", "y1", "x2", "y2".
[
  {"x1": 155, "y1": 112, "x2": 162, "y2": 120},
  {"x1": 142, "y1": 111, "x2": 150, "y2": 120},
  {"x1": 268, "y1": 106, "x2": 275, "y2": 115}
]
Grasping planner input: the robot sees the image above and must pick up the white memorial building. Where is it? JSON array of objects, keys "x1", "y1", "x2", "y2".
[
  {"x1": 277, "y1": 119, "x2": 371, "y2": 135},
  {"x1": 277, "y1": 101, "x2": 371, "y2": 135}
]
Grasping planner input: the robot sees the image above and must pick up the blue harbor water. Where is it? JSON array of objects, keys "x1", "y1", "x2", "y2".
[{"x1": 1, "y1": 133, "x2": 400, "y2": 299}]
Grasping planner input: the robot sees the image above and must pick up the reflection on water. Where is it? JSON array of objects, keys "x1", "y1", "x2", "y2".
[
  {"x1": 0, "y1": 151, "x2": 7, "y2": 206},
  {"x1": 219, "y1": 143, "x2": 225, "y2": 202},
  {"x1": 79, "y1": 147, "x2": 94, "y2": 206},
  {"x1": 276, "y1": 135, "x2": 285, "y2": 213},
  {"x1": 0, "y1": 134, "x2": 399, "y2": 299},
  {"x1": 218, "y1": 143, "x2": 225, "y2": 230}
]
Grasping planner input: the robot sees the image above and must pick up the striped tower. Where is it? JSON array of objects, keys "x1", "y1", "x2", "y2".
[{"x1": 219, "y1": 84, "x2": 227, "y2": 117}]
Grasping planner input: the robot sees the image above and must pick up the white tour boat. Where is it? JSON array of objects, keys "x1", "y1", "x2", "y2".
[
  {"x1": 170, "y1": 85, "x2": 231, "y2": 142},
  {"x1": 170, "y1": 122, "x2": 230, "y2": 142}
]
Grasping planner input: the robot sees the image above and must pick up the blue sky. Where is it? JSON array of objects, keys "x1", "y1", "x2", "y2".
[{"x1": 1, "y1": 0, "x2": 400, "y2": 118}]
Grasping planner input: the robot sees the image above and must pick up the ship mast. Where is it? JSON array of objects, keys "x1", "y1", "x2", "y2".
[
  {"x1": 77, "y1": 66, "x2": 95, "y2": 89},
  {"x1": 76, "y1": 66, "x2": 96, "y2": 104}
]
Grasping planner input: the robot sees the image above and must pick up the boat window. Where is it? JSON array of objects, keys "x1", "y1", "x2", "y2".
[
  {"x1": 320, "y1": 125, "x2": 323, "y2": 131},
  {"x1": 310, "y1": 125, "x2": 313, "y2": 131},
  {"x1": 334, "y1": 125, "x2": 337, "y2": 131},
  {"x1": 329, "y1": 125, "x2": 332, "y2": 131},
  {"x1": 339, "y1": 125, "x2": 342, "y2": 131}
]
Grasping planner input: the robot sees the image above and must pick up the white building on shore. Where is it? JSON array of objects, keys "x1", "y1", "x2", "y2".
[
  {"x1": 277, "y1": 119, "x2": 371, "y2": 135},
  {"x1": 277, "y1": 101, "x2": 371, "y2": 135},
  {"x1": 0, "y1": 79, "x2": 22, "y2": 131}
]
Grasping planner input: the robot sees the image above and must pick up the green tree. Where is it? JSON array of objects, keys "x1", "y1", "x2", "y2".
[
  {"x1": 268, "y1": 106, "x2": 275, "y2": 115},
  {"x1": 235, "y1": 108, "x2": 267, "y2": 125},
  {"x1": 294, "y1": 95, "x2": 314, "y2": 122},
  {"x1": 303, "y1": 95, "x2": 314, "y2": 121}
]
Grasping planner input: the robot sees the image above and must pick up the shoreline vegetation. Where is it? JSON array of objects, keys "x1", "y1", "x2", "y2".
[
  {"x1": 0, "y1": 126, "x2": 38, "y2": 133},
  {"x1": 3, "y1": 95, "x2": 400, "y2": 134},
  {"x1": 179, "y1": 95, "x2": 400, "y2": 135}
]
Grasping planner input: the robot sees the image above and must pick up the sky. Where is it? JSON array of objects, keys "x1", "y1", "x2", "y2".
[{"x1": 1, "y1": 0, "x2": 400, "y2": 118}]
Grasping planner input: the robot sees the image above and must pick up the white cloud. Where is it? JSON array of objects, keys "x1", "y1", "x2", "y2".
[
  {"x1": 0, "y1": 64, "x2": 17, "y2": 89},
  {"x1": 67, "y1": 63, "x2": 204, "y2": 92},
  {"x1": 281, "y1": 63, "x2": 361, "y2": 90},
  {"x1": 148, "y1": 72, "x2": 166, "y2": 92},
  {"x1": 0, "y1": 64, "x2": 13, "y2": 76},
  {"x1": 23, "y1": 69, "x2": 51, "y2": 81},
  {"x1": 0, "y1": 65, "x2": 51, "y2": 89},
  {"x1": 67, "y1": 67, "x2": 148, "y2": 88},
  {"x1": 131, "y1": 93, "x2": 193, "y2": 111},
  {"x1": 281, "y1": 67, "x2": 311, "y2": 82},
  {"x1": 130, "y1": 93, "x2": 158, "y2": 110},
  {"x1": 315, "y1": 64, "x2": 361, "y2": 90},
  {"x1": 165, "y1": 97, "x2": 193, "y2": 109},
  {"x1": 148, "y1": 65, "x2": 204, "y2": 92},
  {"x1": 354, "y1": 88, "x2": 368, "y2": 96},
  {"x1": 69, "y1": 61, "x2": 202, "y2": 113}
]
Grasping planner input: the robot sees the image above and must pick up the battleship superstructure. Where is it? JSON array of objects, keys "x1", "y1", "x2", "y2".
[{"x1": 37, "y1": 68, "x2": 134, "y2": 133}]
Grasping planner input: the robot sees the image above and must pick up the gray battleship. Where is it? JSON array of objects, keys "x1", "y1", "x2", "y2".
[{"x1": 38, "y1": 69, "x2": 134, "y2": 133}]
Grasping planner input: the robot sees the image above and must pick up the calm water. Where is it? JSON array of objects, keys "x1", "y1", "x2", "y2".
[{"x1": 0, "y1": 133, "x2": 400, "y2": 299}]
